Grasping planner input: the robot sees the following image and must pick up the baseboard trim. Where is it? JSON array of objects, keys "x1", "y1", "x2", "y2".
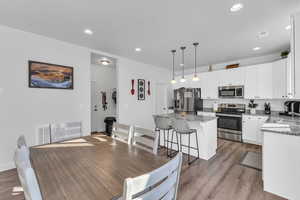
[{"x1": 0, "y1": 162, "x2": 15, "y2": 172}]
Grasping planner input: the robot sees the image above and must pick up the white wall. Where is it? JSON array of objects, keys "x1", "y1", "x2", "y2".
[
  {"x1": 0, "y1": 25, "x2": 91, "y2": 171},
  {"x1": 0, "y1": 24, "x2": 172, "y2": 172},
  {"x1": 91, "y1": 64, "x2": 116, "y2": 132},
  {"x1": 117, "y1": 58, "x2": 171, "y2": 129}
]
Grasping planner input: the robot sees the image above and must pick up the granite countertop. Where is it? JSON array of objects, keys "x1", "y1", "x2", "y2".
[
  {"x1": 157, "y1": 113, "x2": 217, "y2": 123},
  {"x1": 201, "y1": 108, "x2": 300, "y2": 136},
  {"x1": 261, "y1": 116, "x2": 300, "y2": 136}
]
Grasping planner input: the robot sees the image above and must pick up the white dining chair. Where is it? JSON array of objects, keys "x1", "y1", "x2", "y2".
[
  {"x1": 20, "y1": 166, "x2": 43, "y2": 200},
  {"x1": 50, "y1": 121, "x2": 82, "y2": 143},
  {"x1": 116, "y1": 152, "x2": 182, "y2": 200},
  {"x1": 17, "y1": 135, "x2": 27, "y2": 148},
  {"x1": 132, "y1": 127, "x2": 159, "y2": 155},
  {"x1": 14, "y1": 146, "x2": 31, "y2": 169},
  {"x1": 112, "y1": 123, "x2": 133, "y2": 144}
]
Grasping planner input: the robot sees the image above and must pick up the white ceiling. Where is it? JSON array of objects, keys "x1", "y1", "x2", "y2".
[{"x1": 0, "y1": 0, "x2": 299, "y2": 70}]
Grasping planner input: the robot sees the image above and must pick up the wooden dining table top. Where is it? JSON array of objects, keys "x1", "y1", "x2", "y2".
[{"x1": 30, "y1": 134, "x2": 168, "y2": 200}]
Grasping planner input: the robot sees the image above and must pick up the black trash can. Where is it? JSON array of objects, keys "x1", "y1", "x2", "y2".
[{"x1": 104, "y1": 117, "x2": 116, "y2": 136}]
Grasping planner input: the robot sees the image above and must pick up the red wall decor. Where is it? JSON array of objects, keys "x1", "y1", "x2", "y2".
[
  {"x1": 147, "y1": 81, "x2": 151, "y2": 95},
  {"x1": 130, "y1": 79, "x2": 135, "y2": 95}
]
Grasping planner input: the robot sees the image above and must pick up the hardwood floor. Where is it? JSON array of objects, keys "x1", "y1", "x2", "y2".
[{"x1": 0, "y1": 139, "x2": 286, "y2": 200}]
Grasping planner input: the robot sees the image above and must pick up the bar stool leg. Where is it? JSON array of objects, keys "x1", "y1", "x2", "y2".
[
  {"x1": 179, "y1": 133, "x2": 182, "y2": 152},
  {"x1": 166, "y1": 130, "x2": 169, "y2": 156},
  {"x1": 195, "y1": 130, "x2": 200, "y2": 158},
  {"x1": 163, "y1": 130, "x2": 166, "y2": 148},
  {"x1": 176, "y1": 131, "x2": 180, "y2": 153},
  {"x1": 157, "y1": 129, "x2": 161, "y2": 150},
  {"x1": 188, "y1": 133, "x2": 191, "y2": 164},
  {"x1": 170, "y1": 130, "x2": 174, "y2": 157}
]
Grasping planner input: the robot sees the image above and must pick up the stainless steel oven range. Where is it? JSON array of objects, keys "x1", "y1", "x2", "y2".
[{"x1": 216, "y1": 104, "x2": 245, "y2": 142}]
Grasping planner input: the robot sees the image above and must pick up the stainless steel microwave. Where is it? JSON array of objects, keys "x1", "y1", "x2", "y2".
[{"x1": 218, "y1": 86, "x2": 244, "y2": 98}]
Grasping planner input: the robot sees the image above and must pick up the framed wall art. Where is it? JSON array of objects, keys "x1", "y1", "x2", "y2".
[
  {"x1": 28, "y1": 61, "x2": 74, "y2": 89},
  {"x1": 137, "y1": 79, "x2": 145, "y2": 100}
]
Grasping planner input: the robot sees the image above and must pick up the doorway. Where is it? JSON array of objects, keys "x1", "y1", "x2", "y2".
[{"x1": 90, "y1": 53, "x2": 117, "y2": 133}]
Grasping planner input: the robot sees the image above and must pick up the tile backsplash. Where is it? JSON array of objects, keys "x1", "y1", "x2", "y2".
[{"x1": 203, "y1": 99, "x2": 285, "y2": 111}]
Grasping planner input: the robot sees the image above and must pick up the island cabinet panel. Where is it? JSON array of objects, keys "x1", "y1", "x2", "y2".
[{"x1": 263, "y1": 131, "x2": 300, "y2": 200}]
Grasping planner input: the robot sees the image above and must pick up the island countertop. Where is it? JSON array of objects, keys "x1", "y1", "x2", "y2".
[
  {"x1": 157, "y1": 113, "x2": 217, "y2": 123},
  {"x1": 261, "y1": 116, "x2": 300, "y2": 136}
]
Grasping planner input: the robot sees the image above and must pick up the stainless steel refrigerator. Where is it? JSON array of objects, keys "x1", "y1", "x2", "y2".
[{"x1": 174, "y1": 88, "x2": 203, "y2": 112}]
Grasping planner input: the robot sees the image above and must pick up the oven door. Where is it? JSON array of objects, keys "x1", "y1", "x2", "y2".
[
  {"x1": 217, "y1": 114, "x2": 242, "y2": 133},
  {"x1": 218, "y1": 88, "x2": 236, "y2": 98}
]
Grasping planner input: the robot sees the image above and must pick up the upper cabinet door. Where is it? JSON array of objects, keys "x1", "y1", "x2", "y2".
[
  {"x1": 272, "y1": 59, "x2": 287, "y2": 99},
  {"x1": 245, "y1": 63, "x2": 273, "y2": 99},
  {"x1": 218, "y1": 68, "x2": 245, "y2": 86},
  {"x1": 201, "y1": 72, "x2": 218, "y2": 99},
  {"x1": 245, "y1": 66, "x2": 258, "y2": 99},
  {"x1": 257, "y1": 63, "x2": 273, "y2": 99},
  {"x1": 293, "y1": 13, "x2": 300, "y2": 99}
]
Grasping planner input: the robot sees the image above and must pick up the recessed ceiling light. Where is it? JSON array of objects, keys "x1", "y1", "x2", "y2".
[
  {"x1": 135, "y1": 48, "x2": 142, "y2": 52},
  {"x1": 285, "y1": 25, "x2": 292, "y2": 30},
  {"x1": 230, "y1": 3, "x2": 243, "y2": 12},
  {"x1": 98, "y1": 58, "x2": 111, "y2": 66},
  {"x1": 257, "y1": 31, "x2": 269, "y2": 39},
  {"x1": 253, "y1": 47, "x2": 261, "y2": 51},
  {"x1": 84, "y1": 29, "x2": 93, "y2": 35}
]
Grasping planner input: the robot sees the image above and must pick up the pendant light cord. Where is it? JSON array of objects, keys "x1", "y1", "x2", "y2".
[
  {"x1": 193, "y1": 42, "x2": 199, "y2": 76},
  {"x1": 180, "y1": 47, "x2": 186, "y2": 79},
  {"x1": 171, "y1": 50, "x2": 176, "y2": 80}
]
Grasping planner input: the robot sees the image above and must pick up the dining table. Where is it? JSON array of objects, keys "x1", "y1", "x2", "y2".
[{"x1": 30, "y1": 134, "x2": 168, "y2": 200}]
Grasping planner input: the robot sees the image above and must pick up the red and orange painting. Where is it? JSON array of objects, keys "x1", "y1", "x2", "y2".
[{"x1": 29, "y1": 61, "x2": 73, "y2": 89}]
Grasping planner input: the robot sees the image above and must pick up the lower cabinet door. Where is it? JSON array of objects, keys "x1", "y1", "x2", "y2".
[{"x1": 242, "y1": 116, "x2": 258, "y2": 144}]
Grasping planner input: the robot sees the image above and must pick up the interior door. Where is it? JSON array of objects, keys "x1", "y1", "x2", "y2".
[
  {"x1": 91, "y1": 81, "x2": 100, "y2": 132},
  {"x1": 155, "y1": 83, "x2": 169, "y2": 114}
]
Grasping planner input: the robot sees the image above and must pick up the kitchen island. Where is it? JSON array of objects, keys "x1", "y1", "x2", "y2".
[
  {"x1": 157, "y1": 113, "x2": 218, "y2": 160},
  {"x1": 261, "y1": 117, "x2": 300, "y2": 200}
]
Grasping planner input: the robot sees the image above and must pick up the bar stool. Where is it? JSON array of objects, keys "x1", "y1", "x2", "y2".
[
  {"x1": 172, "y1": 118, "x2": 200, "y2": 165},
  {"x1": 152, "y1": 115, "x2": 172, "y2": 154}
]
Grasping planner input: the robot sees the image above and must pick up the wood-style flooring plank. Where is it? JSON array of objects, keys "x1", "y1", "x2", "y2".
[{"x1": 0, "y1": 138, "x2": 286, "y2": 200}]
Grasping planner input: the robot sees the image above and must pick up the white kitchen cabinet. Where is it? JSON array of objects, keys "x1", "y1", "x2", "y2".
[
  {"x1": 201, "y1": 72, "x2": 218, "y2": 99},
  {"x1": 244, "y1": 63, "x2": 273, "y2": 99},
  {"x1": 291, "y1": 13, "x2": 300, "y2": 99},
  {"x1": 244, "y1": 66, "x2": 257, "y2": 99},
  {"x1": 218, "y1": 68, "x2": 245, "y2": 86},
  {"x1": 272, "y1": 59, "x2": 288, "y2": 99},
  {"x1": 242, "y1": 115, "x2": 268, "y2": 145}
]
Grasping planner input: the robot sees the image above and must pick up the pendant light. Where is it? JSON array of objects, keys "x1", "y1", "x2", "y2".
[
  {"x1": 180, "y1": 46, "x2": 186, "y2": 83},
  {"x1": 170, "y1": 50, "x2": 177, "y2": 84},
  {"x1": 192, "y1": 42, "x2": 199, "y2": 81}
]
